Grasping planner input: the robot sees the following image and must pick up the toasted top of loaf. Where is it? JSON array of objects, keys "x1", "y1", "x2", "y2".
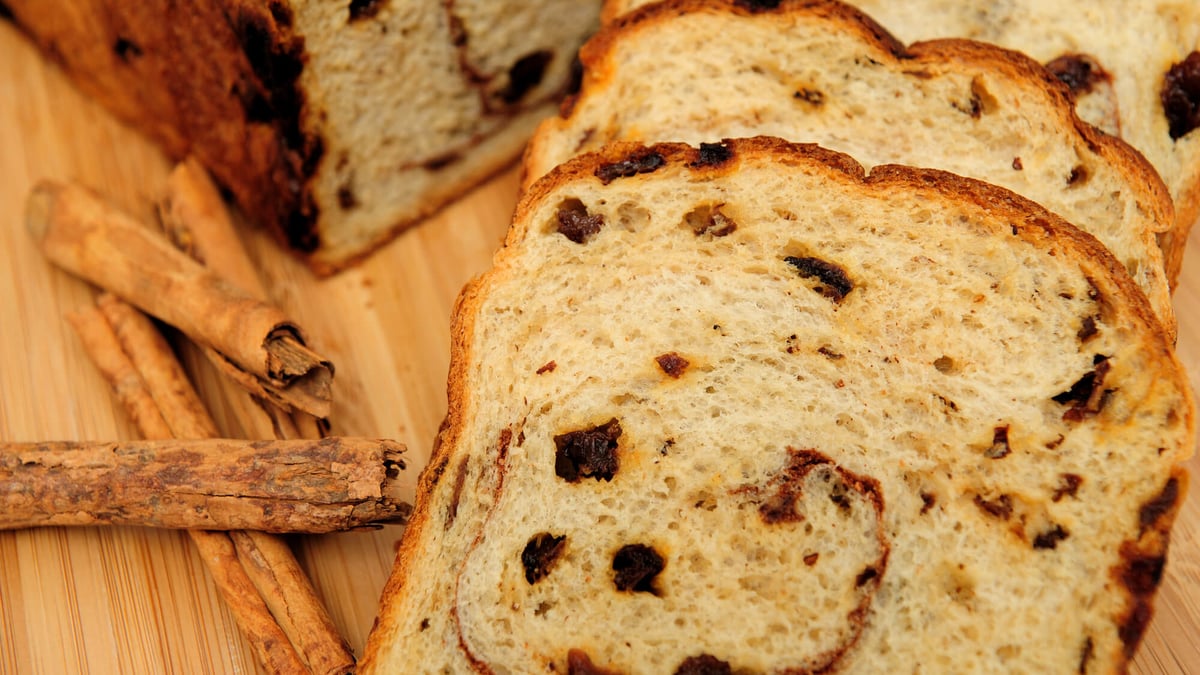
[
  {"x1": 360, "y1": 138, "x2": 1194, "y2": 674},
  {"x1": 3, "y1": 0, "x2": 600, "y2": 273},
  {"x1": 604, "y1": 0, "x2": 1200, "y2": 285},
  {"x1": 526, "y1": 0, "x2": 1177, "y2": 336}
]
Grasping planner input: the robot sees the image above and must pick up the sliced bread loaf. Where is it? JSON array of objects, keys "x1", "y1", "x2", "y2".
[
  {"x1": 606, "y1": 0, "x2": 1200, "y2": 286},
  {"x1": 525, "y1": 0, "x2": 1177, "y2": 336},
  {"x1": 360, "y1": 138, "x2": 1194, "y2": 674},
  {"x1": 1, "y1": 0, "x2": 600, "y2": 273}
]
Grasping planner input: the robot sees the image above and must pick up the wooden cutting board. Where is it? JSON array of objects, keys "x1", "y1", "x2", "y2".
[{"x1": 1, "y1": 19, "x2": 1198, "y2": 674}]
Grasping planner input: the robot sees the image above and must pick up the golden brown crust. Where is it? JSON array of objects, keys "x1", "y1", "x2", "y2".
[
  {"x1": 364, "y1": 136, "x2": 1192, "y2": 671},
  {"x1": 563, "y1": 0, "x2": 1175, "y2": 245},
  {"x1": 4, "y1": 0, "x2": 322, "y2": 254}
]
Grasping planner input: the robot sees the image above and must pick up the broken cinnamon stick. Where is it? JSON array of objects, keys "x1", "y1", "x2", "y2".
[
  {"x1": 69, "y1": 297, "x2": 356, "y2": 675},
  {"x1": 27, "y1": 180, "x2": 333, "y2": 418},
  {"x1": 0, "y1": 438, "x2": 409, "y2": 532},
  {"x1": 159, "y1": 159, "x2": 332, "y2": 440}
]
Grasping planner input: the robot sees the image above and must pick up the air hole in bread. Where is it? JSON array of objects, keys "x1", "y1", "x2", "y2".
[
  {"x1": 336, "y1": 181, "x2": 359, "y2": 210},
  {"x1": 682, "y1": 203, "x2": 737, "y2": 238},
  {"x1": 554, "y1": 419, "x2": 622, "y2": 482},
  {"x1": 521, "y1": 533, "x2": 566, "y2": 584},
  {"x1": 554, "y1": 198, "x2": 605, "y2": 243},
  {"x1": 615, "y1": 201, "x2": 651, "y2": 232},
  {"x1": 1067, "y1": 164, "x2": 1090, "y2": 186},
  {"x1": 784, "y1": 255, "x2": 853, "y2": 302},
  {"x1": 612, "y1": 543, "x2": 665, "y2": 595}
]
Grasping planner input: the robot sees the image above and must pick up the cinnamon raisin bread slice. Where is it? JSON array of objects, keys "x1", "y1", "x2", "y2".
[
  {"x1": 360, "y1": 139, "x2": 1194, "y2": 674},
  {"x1": 2, "y1": 0, "x2": 600, "y2": 273},
  {"x1": 525, "y1": 0, "x2": 1177, "y2": 336},
  {"x1": 607, "y1": 0, "x2": 1200, "y2": 286}
]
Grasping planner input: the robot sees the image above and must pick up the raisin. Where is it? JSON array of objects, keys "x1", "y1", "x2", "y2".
[
  {"x1": 785, "y1": 256, "x2": 853, "y2": 301},
  {"x1": 556, "y1": 199, "x2": 605, "y2": 244},
  {"x1": 656, "y1": 352, "x2": 690, "y2": 378},
  {"x1": 613, "y1": 544, "x2": 664, "y2": 594},
  {"x1": 794, "y1": 88, "x2": 825, "y2": 105},
  {"x1": 1045, "y1": 54, "x2": 1110, "y2": 96},
  {"x1": 734, "y1": 0, "x2": 783, "y2": 11},
  {"x1": 1053, "y1": 356, "x2": 1113, "y2": 421},
  {"x1": 336, "y1": 183, "x2": 358, "y2": 210},
  {"x1": 1052, "y1": 474, "x2": 1084, "y2": 502},
  {"x1": 674, "y1": 654, "x2": 733, "y2": 675},
  {"x1": 1078, "y1": 315, "x2": 1098, "y2": 342},
  {"x1": 500, "y1": 50, "x2": 553, "y2": 105},
  {"x1": 855, "y1": 566, "x2": 879, "y2": 587},
  {"x1": 804, "y1": 552, "x2": 820, "y2": 565},
  {"x1": 595, "y1": 149, "x2": 665, "y2": 184},
  {"x1": 693, "y1": 141, "x2": 734, "y2": 167},
  {"x1": 974, "y1": 494, "x2": 1013, "y2": 520},
  {"x1": 522, "y1": 533, "x2": 566, "y2": 584},
  {"x1": 567, "y1": 650, "x2": 623, "y2": 675},
  {"x1": 113, "y1": 37, "x2": 142, "y2": 61},
  {"x1": 920, "y1": 491, "x2": 937, "y2": 514},
  {"x1": 1033, "y1": 525, "x2": 1070, "y2": 549},
  {"x1": 985, "y1": 426, "x2": 1011, "y2": 459},
  {"x1": 536, "y1": 361, "x2": 557, "y2": 375},
  {"x1": 348, "y1": 0, "x2": 384, "y2": 22},
  {"x1": 1162, "y1": 51, "x2": 1200, "y2": 139},
  {"x1": 554, "y1": 419, "x2": 621, "y2": 482}
]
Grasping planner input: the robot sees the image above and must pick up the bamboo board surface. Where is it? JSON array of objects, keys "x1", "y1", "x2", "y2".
[{"x1": 1, "y1": 18, "x2": 1199, "y2": 674}]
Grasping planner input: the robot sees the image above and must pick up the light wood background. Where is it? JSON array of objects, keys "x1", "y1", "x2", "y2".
[{"x1": 1, "y1": 18, "x2": 1198, "y2": 674}]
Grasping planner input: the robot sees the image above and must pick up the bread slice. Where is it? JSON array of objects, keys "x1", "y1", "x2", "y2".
[
  {"x1": 606, "y1": 0, "x2": 1200, "y2": 287},
  {"x1": 1, "y1": 0, "x2": 600, "y2": 273},
  {"x1": 525, "y1": 0, "x2": 1177, "y2": 337},
  {"x1": 360, "y1": 138, "x2": 1194, "y2": 673}
]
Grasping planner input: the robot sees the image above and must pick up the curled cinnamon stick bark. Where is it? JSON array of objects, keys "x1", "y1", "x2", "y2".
[
  {"x1": 27, "y1": 180, "x2": 333, "y2": 418},
  {"x1": 0, "y1": 438, "x2": 409, "y2": 532},
  {"x1": 68, "y1": 296, "x2": 357, "y2": 674}
]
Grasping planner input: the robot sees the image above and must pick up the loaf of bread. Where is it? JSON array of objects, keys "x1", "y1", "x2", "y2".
[
  {"x1": 359, "y1": 138, "x2": 1194, "y2": 673},
  {"x1": 526, "y1": 0, "x2": 1177, "y2": 337},
  {"x1": 1, "y1": 1, "x2": 600, "y2": 273},
  {"x1": 606, "y1": 0, "x2": 1200, "y2": 286}
]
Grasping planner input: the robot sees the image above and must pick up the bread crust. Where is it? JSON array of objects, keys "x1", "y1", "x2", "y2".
[
  {"x1": 362, "y1": 137, "x2": 1193, "y2": 673},
  {"x1": 524, "y1": 0, "x2": 1178, "y2": 338},
  {"x1": 2, "y1": 1, "x2": 598, "y2": 274}
]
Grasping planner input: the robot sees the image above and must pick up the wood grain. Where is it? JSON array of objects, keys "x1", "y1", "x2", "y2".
[{"x1": 1, "y1": 18, "x2": 1197, "y2": 674}]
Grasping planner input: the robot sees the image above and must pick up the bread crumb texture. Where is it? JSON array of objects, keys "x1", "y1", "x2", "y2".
[{"x1": 364, "y1": 140, "x2": 1192, "y2": 674}]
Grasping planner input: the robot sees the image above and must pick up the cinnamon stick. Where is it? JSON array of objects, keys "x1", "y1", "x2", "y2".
[
  {"x1": 68, "y1": 303, "x2": 310, "y2": 674},
  {"x1": 159, "y1": 159, "x2": 332, "y2": 439},
  {"x1": 0, "y1": 438, "x2": 409, "y2": 532},
  {"x1": 27, "y1": 180, "x2": 333, "y2": 418},
  {"x1": 69, "y1": 297, "x2": 356, "y2": 674}
]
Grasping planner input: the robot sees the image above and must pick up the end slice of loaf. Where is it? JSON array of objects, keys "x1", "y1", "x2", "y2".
[
  {"x1": 527, "y1": 0, "x2": 1177, "y2": 337},
  {"x1": 360, "y1": 138, "x2": 1194, "y2": 674},
  {"x1": 605, "y1": 0, "x2": 1200, "y2": 286},
  {"x1": 2, "y1": 0, "x2": 600, "y2": 273}
]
